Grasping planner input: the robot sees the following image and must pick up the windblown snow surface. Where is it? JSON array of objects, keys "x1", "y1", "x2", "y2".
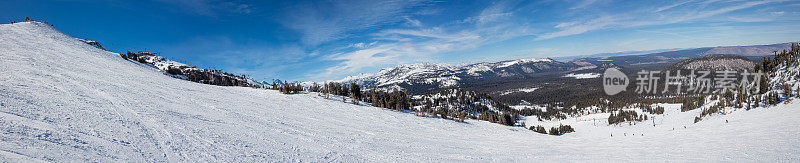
[{"x1": 1, "y1": 22, "x2": 799, "y2": 162}]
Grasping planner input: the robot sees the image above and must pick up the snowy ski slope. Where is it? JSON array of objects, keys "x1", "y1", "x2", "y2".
[{"x1": 1, "y1": 22, "x2": 798, "y2": 162}]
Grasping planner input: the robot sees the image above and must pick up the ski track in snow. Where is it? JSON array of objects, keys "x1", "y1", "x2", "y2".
[{"x1": 1, "y1": 22, "x2": 799, "y2": 162}]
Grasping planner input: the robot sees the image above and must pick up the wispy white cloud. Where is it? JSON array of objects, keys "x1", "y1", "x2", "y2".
[
  {"x1": 462, "y1": 1, "x2": 514, "y2": 25},
  {"x1": 673, "y1": 0, "x2": 773, "y2": 22},
  {"x1": 729, "y1": 16, "x2": 775, "y2": 22},
  {"x1": 227, "y1": 3, "x2": 252, "y2": 14},
  {"x1": 770, "y1": 11, "x2": 786, "y2": 16},
  {"x1": 320, "y1": 44, "x2": 398, "y2": 77},
  {"x1": 404, "y1": 16, "x2": 422, "y2": 27},
  {"x1": 281, "y1": 0, "x2": 426, "y2": 46},
  {"x1": 536, "y1": 15, "x2": 616, "y2": 40},
  {"x1": 156, "y1": 0, "x2": 253, "y2": 17},
  {"x1": 537, "y1": 0, "x2": 779, "y2": 41},
  {"x1": 654, "y1": 0, "x2": 693, "y2": 13},
  {"x1": 348, "y1": 41, "x2": 378, "y2": 49},
  {"x1": 570, "y1": 0, "x2": 599, "y2": 9}
]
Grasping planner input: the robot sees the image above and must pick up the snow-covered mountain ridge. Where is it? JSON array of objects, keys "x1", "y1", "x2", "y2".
[
  {"x1": 335, "y1": 58, "x2": 577, "y2": 91},
  {"x1": 338, "y1": 62, "x2": 459, "y2": 88}
]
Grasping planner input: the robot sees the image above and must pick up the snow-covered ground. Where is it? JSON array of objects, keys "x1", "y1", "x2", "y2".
[
  {"x1": 499, "y1": 87, "x2": 539, "y2": 95},
  {"x1": 563, "y1": 73, "x2": 601, "y2": 79},
  {"x1": 1, "y1": 22, "x2": 799, "y2": 162}
]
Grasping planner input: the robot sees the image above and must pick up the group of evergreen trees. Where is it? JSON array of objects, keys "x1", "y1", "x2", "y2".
[
  {"x1": 367, "y1": 88, "x2": 410, "y2": 111},
  {"x1": 273, "y1": 80, "x2": 302, "y2": 94},
  {"x1": 549, "y1": 124, "x2": 575, "y2": 135},
  {"x1": 527, "y1": 124, "x2": 575, "y2": 136},
  {"x1": 317, "y1": 82, "x2": 352, "y2": 97},
  {"x1": 529, "y1": 125, "x2": 548, "y2": 134},
  {"x1": 680, "y1": 97, "x2": 705, "y2": 112},
  {"x1": 517, "y1": 105, "x2": 569, "y2": 121},
  {"x1": 639, "y1": 104, "x2": 665, "y2": 114},
  {"x1": 745, "y1": 43, "x2": 799, "y2": 108},
  {"x1": 305, "y1": 82, "x2": 412, "y2": 111},
  {"x1": 273, "y1": 82, "x2": 528, "y2": 128},
  {"x1": 608, "y1": 110, "x2": 646, "y2": 125},
  {"x1": 761, "y1": 43, "x2": 800, "y2": 73},
  {"x1": 476, "y1": 111, "x2": 515, "y2": 126},
  {"x1": 414, "y1": 88, "x2": 520, "y2": 126}
]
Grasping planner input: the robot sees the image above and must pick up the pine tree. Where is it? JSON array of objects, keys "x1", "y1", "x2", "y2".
[
  {"x1": 549, "y1": 127, "x2": 559, "y2": 135},
  {"x1": 499, "y1": 113, "x2": 513, "y2": 126},
  {"x1": 350, "y1": 83, "x2": 361, "y2": 99},
  {"x1": 533, "y1": 125, "x2": 547, "y2": 134},
  {"x1": 371, "y1": 90, "x2": 380, "y2": 107}
]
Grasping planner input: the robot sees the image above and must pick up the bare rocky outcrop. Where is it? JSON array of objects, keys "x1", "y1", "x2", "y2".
[{"x1": 77, "y1": 38, "x2": 106, "y2": 50}]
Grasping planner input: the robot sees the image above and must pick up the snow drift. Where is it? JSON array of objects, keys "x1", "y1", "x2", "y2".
[{"x1": 1, "y1": 21, "x2": 798, "y2": 162}]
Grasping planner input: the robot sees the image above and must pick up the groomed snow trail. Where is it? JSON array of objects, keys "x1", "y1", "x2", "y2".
[{"x1": 1, "y1": 22, "x2": 798, "y2": 162}]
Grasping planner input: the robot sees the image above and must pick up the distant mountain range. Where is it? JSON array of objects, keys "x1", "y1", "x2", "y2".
[
  {"x1": 663, "y1": 54, "x2": 756, "y2": 72},
  {"x1": 573, "y1": 43, "x2": 788, "y2": 68},
  {"x1": 335, "y1": 58, "x2": 582, "y2": 94},
  {"x1": 704, "y1": 43, "x2": 790, "y2": 56},
  {"x1": 333, "y1": 42, "x2": 794, "y2": 105}
]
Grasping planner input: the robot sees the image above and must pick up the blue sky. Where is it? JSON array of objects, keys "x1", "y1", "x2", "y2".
[{"x1": 2, "y1": 0, "x2": 799, "y2": 82}]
